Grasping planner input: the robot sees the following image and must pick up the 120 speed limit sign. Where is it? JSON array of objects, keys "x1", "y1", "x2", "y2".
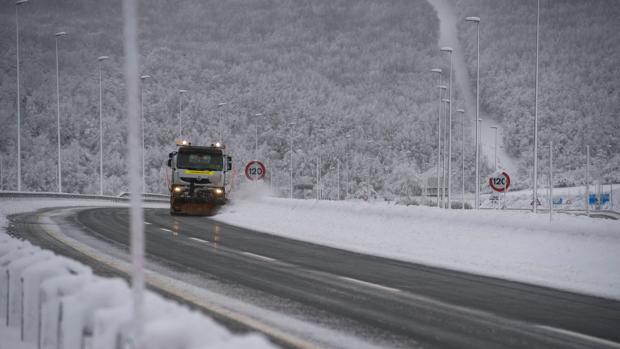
[
  {"x1": 245, "y1": 160, "x2": 266, "y2": 181},
  {"x1": 489, "y1": 171, "x2": 511, "y2": 192}
]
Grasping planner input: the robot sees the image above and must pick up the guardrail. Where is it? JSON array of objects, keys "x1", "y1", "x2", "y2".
[
  {"x1": 0, "y1": 236, "x2": 273, "y2": 349},
  {"x1": 478, "y1": 207, "x2": 619, "y2": 220},
  {"x1": 0, "y1": 191, "x2": 169, "y2": 204}
]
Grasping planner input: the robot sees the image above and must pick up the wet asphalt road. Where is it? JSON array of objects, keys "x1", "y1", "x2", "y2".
[{"x1": 14, "y1": 206, "x2": 620, "y2": 348}]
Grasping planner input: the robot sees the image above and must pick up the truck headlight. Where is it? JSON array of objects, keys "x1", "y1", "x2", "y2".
[
  {"x1": 214, "y1": 188, "x2": 224, "y2": 195},
  {"x1": 173, "y1": 186, "x2": 183, "y2": 193}
]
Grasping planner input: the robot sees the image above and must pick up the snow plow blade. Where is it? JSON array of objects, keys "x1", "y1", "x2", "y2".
[{"x1": 170, "y1": 200, "x2": 219, "y2": 216}]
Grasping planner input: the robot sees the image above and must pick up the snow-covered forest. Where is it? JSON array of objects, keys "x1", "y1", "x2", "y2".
[
  {"x1": 0, "y1": 0, "x2": 617, "y2": 198},
  {"x1": 455, "y1": 0, "x2": 620, "y2": 186}
]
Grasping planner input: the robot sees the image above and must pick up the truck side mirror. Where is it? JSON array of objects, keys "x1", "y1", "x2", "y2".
[
  {"x1": 167, "y1": 159, "x2": 172, "y2": 167},
  {"x1": 227, "y1": 156, "x2": 233, "y2": 171},
  {"x1": 168, "y1": 152, "x2": 175, "y2": 158}
]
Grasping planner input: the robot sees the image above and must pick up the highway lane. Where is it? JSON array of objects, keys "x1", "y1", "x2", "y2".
[{"x1": 14, "y1": 206, "x2": 620, "y2": 348}]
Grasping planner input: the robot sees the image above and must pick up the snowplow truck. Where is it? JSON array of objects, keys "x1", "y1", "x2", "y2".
[{"x1": 167, "y1": 143, "x2": 233, "y2": 215}]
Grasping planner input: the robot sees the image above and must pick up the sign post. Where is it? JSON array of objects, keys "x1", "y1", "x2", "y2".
[
  {"x1": 489, "y1": 171, "x2": 511, "y2": 209},
  {"x1": 245, "y1": 160, "x2": 266, "y2": 181}
]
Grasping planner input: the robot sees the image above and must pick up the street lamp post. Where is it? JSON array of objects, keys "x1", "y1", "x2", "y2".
[
  {"x1": 217, "y1": 102, "x2": 227, "y2": 143},
  {"x1": 178, "y1": 89, "x2": 188, "y2": 140},
  {"x1": 490, "y1": 126, "x2": 499, "y2": 171},
  {"x1": 442, "y1": 97, "x2": 451, "y2": 208},
  {"x1": 54, "y1": 31, "x2": 67, "y2": 193},
  {"x1": 289, "y1": 122, "x2": 296, "y2": 199},
  {"x1": 140, "y1": 74, "x2": 151, "y2": 193},
  {"x1": 440, "y1": 46, "x2": 454, "y2": 209},
  {"x1": 253, "y1": 113, "x2": 263, "y2": 159},
  {"x1": 549, "y1": 141, "x2": 553, "y2": 222},
  {"x1": 336, "y1": 158, "x2": 340, "y2": 200},
  {"x1": 438, "y1": 85, "x2": 447, "y2": 207},
  {"x1": 586, "y1": 145, "x2": 590, "y2": 217},
  {"x1": 457, "y1": 108, "x2": 465, "y2": 209},
  {"x1": 16, "y1": 0, "x2": 29, "y2": 192},
  {"x1": 432, "y1": 68, "x2": 443, "y2": 208},
  {"x1": 367, "y1": 140, "x2": 374, "y2": 201},
  {"x1": 465, "y1": 16, "x2": 481, "y2": 210},
  {"x1": 0, "y1": 155, "x2": 3, "y2": 191},
  {"x1": 97, "y1": 55, "x2": 109, "y2": 196},
  {"x1": 345, "y1": 133, "x2": 351, "y2": 199},
  {"x1": 533, "y1": 0, "x2": 541, "y2": 213}
]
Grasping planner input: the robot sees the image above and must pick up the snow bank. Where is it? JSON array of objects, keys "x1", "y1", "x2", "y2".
[
  {"x1": 217, "y1": 196, "x2": 620, "y2": 300},
  {"x1": 0, "y1": 197, "x2": 276, "y2": 349},
  {"x1": 0, "y1": 237, "x2": 275, "y2": 349}
]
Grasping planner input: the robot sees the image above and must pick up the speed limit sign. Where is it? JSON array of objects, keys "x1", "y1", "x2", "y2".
[
  {"x1": 245, "y1": 160, "x2": 266, "y2": 181},
  {"x1": 489, "y1": 171, "x2": 511, "y2": 192}
]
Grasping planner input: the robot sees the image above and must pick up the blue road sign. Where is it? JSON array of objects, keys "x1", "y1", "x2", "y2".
[{"x1": 589, "y1": 194, "x2": 598, "y2": 205}]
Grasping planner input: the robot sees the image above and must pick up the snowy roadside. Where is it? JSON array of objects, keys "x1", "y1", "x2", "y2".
[
  {"x1": 218, "y1": 185, "x2": 620, "y2": 300},
  {"x1": 0, "y1": 197, "x2": 276, "y2": 349}
]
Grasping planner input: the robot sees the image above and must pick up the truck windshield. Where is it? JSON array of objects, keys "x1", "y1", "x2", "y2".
[{"x1": 177, "y1": 151, "x2": 223, "y2": 171}]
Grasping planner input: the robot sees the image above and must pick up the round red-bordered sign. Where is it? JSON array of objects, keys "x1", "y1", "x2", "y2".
[
  {"x1": 489, "y1": 171, "x2": 511, "y2": 192},
  {"x1": 245, "y1": 160, "x2": 266, "y2": 181}
]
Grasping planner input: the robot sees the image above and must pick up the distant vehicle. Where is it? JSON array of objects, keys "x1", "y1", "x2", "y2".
[{"x1": 166, "y1": 141, "x2": 233, "y2": 215}]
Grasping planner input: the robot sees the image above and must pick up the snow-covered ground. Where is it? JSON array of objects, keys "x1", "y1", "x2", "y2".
[
  {"x1": 220, "y1": 183, "x2": 620, "y2": 300},
  {"x1": 480, "y1": 183, "x2": 619, "y2": 210},
  {"x1": 0, "y1": 198, "x2": 275, "y2": 349}
]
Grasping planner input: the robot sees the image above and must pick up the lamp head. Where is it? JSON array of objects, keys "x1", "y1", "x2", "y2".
[
  {"x1": 440, "y1": 47, "x2": 453, "y2": 53},
  {"x1": 465, "y1": 16, "x2": 481, "y2": 23},
  {"x1": 98, "y1": 56, "x2": 109, "y2": 61}
]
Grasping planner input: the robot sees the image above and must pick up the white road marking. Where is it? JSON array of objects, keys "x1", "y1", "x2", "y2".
[
  {"x1": 38, "y1": 210, "x2": 319, "y2": 349},
  {"x1": 160, "y1": 228, "x2": 173, "y2": 233},
  {"x1": 339, "y1": 276, "x2": 401, "y2": 293},
  {"x1": 144, "y1": 221, "x2": 151, "y2": 225},
  {"x1": 189, "y1": 237, "x2": 209, "y2": 244},
  {"x1": 242, "y1": 251, "x2": 276, "y2": 262},
  {"x1": 535, "y1": 325, "x2": 620, "y2": 348}
]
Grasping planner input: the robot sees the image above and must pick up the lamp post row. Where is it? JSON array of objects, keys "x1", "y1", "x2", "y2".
[{"x1": 9, "y1": 3, "x2": 588, "y2": 211}]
